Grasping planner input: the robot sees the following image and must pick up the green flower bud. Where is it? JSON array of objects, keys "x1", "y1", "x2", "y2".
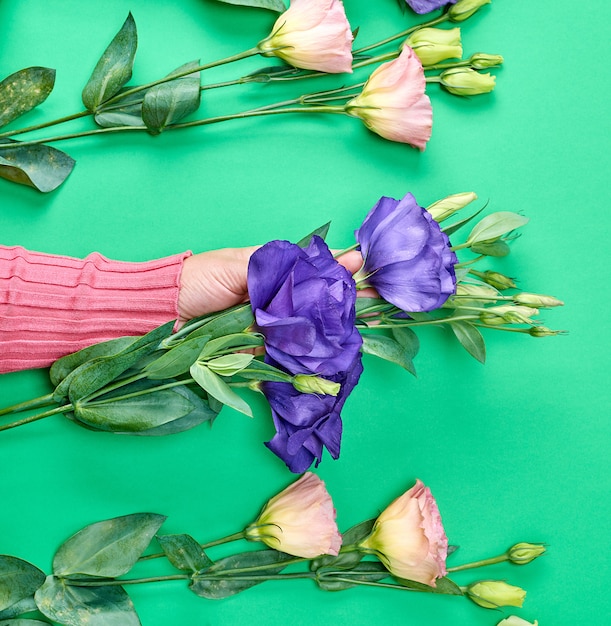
[
  {"x1": 466, "y1": 580, "x2": 526, "y2": 609},
  {"x1": 426, "y1": 191, "x2": 477, "y2": 222},
  {"x1": 293, "y1": 374, "x2": 341, "y2": 397},
  {"x1": 513, "y1": 292, "x2": 564, "y2": 308},
  {"x1": 529, "y1": 326, "x2": 565, "y2": 337},
  {"x1": 470, "y1": 53, "x2": 504, "y2": 69},
  {"x1": 449, "y1": 0, "x2": 492, "y2": 23},
  {"x1": 470, "y1": 269, "x2": 517, "y2": 291},
  {"x1": 497, "y1": 617, "x2": 539, "y2": 626},
  {"x1": 405, "y1": 27, "x2": 462, "y2": 66},
  {"x1": 480, "y1": 305, "x2": 539, "y2": 326},
  {"x1": 449, "y1": 283, "x2": 498, "y2": 307},
  {"x1": 440, "y1": 67, "x2": 496, "y2": 96},
  {"x1": 507, "y1": 542, "x2": 546, "y2": 565}
]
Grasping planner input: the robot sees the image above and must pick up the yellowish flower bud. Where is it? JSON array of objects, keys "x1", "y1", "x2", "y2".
[
  {"x1": 293, "y1": 374, "x2": 341, "y2": 396},
  {"x1": 507, "y1": 542, "x2": 546, "y2": 565},
  {"x1": 470, "y1": 53, "x2": 504, "y2": 69},
  {"x1": 426, "y1": 191, "x2": 477, "y2": 222},
  {"x1": 470, "y1": 269, "x2": 517, "y2": 291},
  {"x1": 449, "y1": 283, "x2": 498, "y2": 307},
  {"x1": 480, "y1": 305, "x2": 539, "y2": 325},
  {"x1": 405, "y1": 27, "x2": 462, "y2": 66},
  {"x1": 497, "y1": 617, "x2": 538, "y2": 626},
  {"x1": 513, "y1": 292, "x2": 564, "y2": 308},
  {"x1": 466, "y1": 580, "x2": 526, "y2": 609},
  {"x1": 449, "y1": 0, "x2": 492, "y2": 22},
  {"x1": 529, "y1": 326, "x2": 565, "y2": 337},
  {"x1": 440, "y1": 67, "x2": 496, "y2": 96}
]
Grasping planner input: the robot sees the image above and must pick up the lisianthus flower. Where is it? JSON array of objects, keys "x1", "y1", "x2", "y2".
[
  {"x1": 257, "y1": 0, "x2": 353, "y2": 74},
  {"x1": 405, "y1": 0, "x2": 457, "y2": 15},
  {"x1": 355, "y1": 192, "x2": 457, "y2": 312},
  {"x1": 345, "y1": 46, "x2": 432, "y2": 149},
  {"x1": 404, "y1": 27, "x2": 462, "y2": 67},
  {"x1": 263, "y1": 355, "x2": 362, "y2": 473},
  {"x1": 359, "y1": 479, "x2": 448, "y2": 586},
  {"x1": 248, "y1": 236, "x2": 363, "y2": 471},
  {"x1": 245, "y1": 472, "x2": 342, "y2": 558},
  {"x1": 466, "y1": 580, "x2": 527, "y2": 609},
  {"x1": 248, "y1": 236, "x2": 362, "y2": 378}
]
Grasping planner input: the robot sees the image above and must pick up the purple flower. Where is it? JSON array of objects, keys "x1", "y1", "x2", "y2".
[
  {"x1": 247, "y1": 236, "x2": 363, "y2": 472},
  {"x1": 405, "y1": 0, "x2": 457, "y2": 15},
  {"x1": 355, "y1": 193, "x2": 457, "y2": 312},
  {"x1": 263, "y1": 356, "x2": 363, "y2": 473},
  {"x1": 248, "y1": 236, "x2": 362, "y2": 377}
]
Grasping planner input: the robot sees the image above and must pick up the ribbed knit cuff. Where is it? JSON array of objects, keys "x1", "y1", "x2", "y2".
[{"x1": 0, "y1": 245, "x2": 192, "y2": 373}]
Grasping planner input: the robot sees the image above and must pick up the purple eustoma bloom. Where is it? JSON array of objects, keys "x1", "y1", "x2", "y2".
[
  {"x1": 405, "y1": 0, "x2": 457, "y2": 14},
  {"x1": 248, "y1": 236, "x2": 363, "y2": 472},
  {"x1": 355, "y1": 193, "x2": 457, "y2": 312}
]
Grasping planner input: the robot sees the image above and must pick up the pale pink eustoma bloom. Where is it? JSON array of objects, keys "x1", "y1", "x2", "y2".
[
  {"x1": 346, "y1": 46, "x2": 433, "y2": 150},
  {"x1": 258, "y1": 0, "x2": 353, "y2": 74},
  {"x1": 246, "y1": 472, "x2": 342, "y2": 558},
  {"x1": 360, "y1": 479, "x2": 448, "y2": 586}
]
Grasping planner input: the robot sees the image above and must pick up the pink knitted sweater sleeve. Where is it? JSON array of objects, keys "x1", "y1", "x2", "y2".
[{"x1": 0, "y1": 245, "x2": 192, "y2": 373}]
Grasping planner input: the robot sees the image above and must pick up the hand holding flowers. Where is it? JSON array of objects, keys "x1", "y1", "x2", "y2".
[{"x1": 0, "y1": 475, "x2": 544, "y2": 624}]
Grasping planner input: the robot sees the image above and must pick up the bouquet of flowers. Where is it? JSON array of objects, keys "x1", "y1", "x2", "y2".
[
  {"x1": 0, "y1": 190, "x2": 563, "y2": 473},
  {"x1": 0, "y1": 473, "x2": 544, "y2": 625},
  {"x1": 0, "y1": 0, "x2": 501, "y2": 192}
]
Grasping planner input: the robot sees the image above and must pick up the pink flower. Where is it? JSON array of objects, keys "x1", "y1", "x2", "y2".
[
  {"x1": 245, "y1": 472, "x2": 342, "y2": 558},
  {"x1": 346, "y1": 46, "x2": 432, "y2": 150},
  {"x1": 359, "y1": 479, "x2": 448, "y2": 586},
  {"x1": 257, "y1": 0, "x2": 353, "y2": 74}
]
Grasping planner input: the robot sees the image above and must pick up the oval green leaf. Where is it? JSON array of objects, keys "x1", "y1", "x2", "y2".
[
  {"x1": 0, "y1": 67, "x2": 56, "y2": 128},
  {"x1": 190, "y1": 362, "x2": 253, "y2": 417},
  {"x1": 94, "y1": 89, "x2": 145, "y2": 128},
  {"x1": 144, "y1": 334, "x2": 211, "y2": 380},
  {"x1": 0, "y1": 556, "x2": 46, "y2": 612},
  {"x1": 53, "y1": 513, "x2": 166, "y2": 577},
  {"x1": 206, "y1": 353, "x2": 255, "y2": 376},
  {"x1": 82, "y1": 13, "x2": 138, "y2": 111},
  {"x1": 157, "y1": 534, "x2": 213, "y2": 573},
  {"x1": 450, "y1": 320, "x2": 486, "y2": 363},
  {"x1": 35, "y1": 577, "x2": 140, "y2": 626},
  {"x1": 361, "y1": 333, "x2": 416, "y2": 375},
  {"x1": 0, "y1": 619, "x2": 51, "y2": 625},
  {"x1": 0, "y1": 141, "x2": 75, "y2": 192},
  {"x1": 213, "y1": 0, "x2": 286, "y2": 12},
  {"x1": 467, "y1": 212, "x2": 529, "y2": 245},
  {"x1": 142, "y1": 61, "x2": 201, "y2": 134}
]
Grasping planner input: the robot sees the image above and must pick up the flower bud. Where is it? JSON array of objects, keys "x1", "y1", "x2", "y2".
[
  {"x1": 507, "y1": 542, "x2": 546, "y2": 565},
  {"x1": 513, "y1": 292, "x2": 564, "y2": 308},
  {"x1": 497, "y1": 617, "x2": 538, "y2": 626},
  {"x1": 529, "y1": 326, "x2": 564, "y2": 337},
  {"x1": 426, "y1": 191, "x2": 477, "y2": 222},
  {"x1": 470, "y1": 53, "x2": 504, "y2": 69},
  {"x1": 405, "y1": 27, "x2": 462, "y2": 66},
  {"x1": 293, "y1": 374, "x2": 341, "y2": 396},
  {"x1": 469, "y1": 269, "x2": 516, "y2": 291},
  {"x1": 449, "y1": 283, "x2": 498, "y2": 307},
  {"x1": 439, "y1": 67, "x2": 496, "y2": 96},
  {"x1": 466, "y1": 580, "x2": 526, "y2": 609},
  {"x1": 480, "y1": 305, "x2": 538, "y2": 326},
  {"x1": 245, "y1": 472, "x2": 342, "y2": 558},
  {"x1": 449, "y1": 0, "x2": 492, "y2": 22}
]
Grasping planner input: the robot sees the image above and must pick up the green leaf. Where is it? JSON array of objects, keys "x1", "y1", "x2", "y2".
[
  {"x1": 142, "y1": 61, "x2": 201, "y2": 134},
  {"x1": 0, "y1": 595, "x2": 37, "y2": 620},
  {"x1": 316, "y1": 562, "x2": 388, "y2": 591},
  {"x1": 82, "y1": 13, "x2": 138, "y2": 111},
  {"x1": 35, "y1": 577, "x2": 140, "y2": 626},
  {"x1": 144, "y1": 334, "x2": 211, "y2": 380},
  {"x1": 393, "y1": 575, "x2": 464, "y2": 595},
  {"x1": 94, "y1": 89, "x2": 145, "y2": 128},
  {"x1": 206, "y1": 353, "x2": 255, "y2": 376},
  {"x1": 310, "y1": 519, "x2": 375, "y2": 572},
  {"x1": 212, "y1": 0, "x2": 286, "y2": 12},
  {"x1": 157, "y1": 534, "x2": 213, "y2": 573},
  {"x1": 66, "y1": 321, "x2": 174, "y2": 402},
  {"x1": 0, "y1": 556, "x2": 46, "y2": 612},
  {"x1": 0, "y1": 619, "x2": 51, "y2": 625},
  {"x1": 0, "y1": 67, "x2": 56, "y2": 128},
  {"x1": 391, "y1": 326, "x2": 420, "y2": 361},
  {"x1": 199, "y1": 332, "x2": 262, "y2": 358},
  {"x1": 190, "y1": 550, "x2": 293, "y2": 599},
  {"x1": 467, "y1": 211, "x2": 529, "y2": 245},
  {"x1": 53, "y1": 513, "x2": 166, "y2": 577},
  {"x1": 361, "y1": 333, "x2": 416, "y2": 375},
  {"x1": 296, "y1": 222, "x2": 331, "y2": 247},
  {"x1": 441, "y1": 207, "x2": 484, "y2": 237},
  {"x1": 234, "y1": 359, "x2": 293, "y2": 384},
  {"x1": 184, "y1": 305, "x2": 255, "y2": 343},
  {"x1": 470, "y1": 240, "x2": 511, "y2": 257},
  {"x1": 74, "y1": 388, "x2": 195, "y2": 432},
  {"x1": 449, "y1": 320, "x2": 486, "y2": 363},
  {"x1": 354, "y1": 297, "x2": 395, "y2": 317},
  {"x1": 0, "y1": 141, "x2": 75, "y2": 192},
  {"x1": 190, "y1": 362, "x2": 253, "y2": 417}
]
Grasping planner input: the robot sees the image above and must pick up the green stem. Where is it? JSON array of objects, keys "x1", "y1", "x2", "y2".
[
  {"x1": 359, "y1": 315, "x2": 478, "y2": 329},
  {"x1": 87, "y1": 378, "x2": 195, "y2": 407},
  {"x1": 67, "y1": 573, "x2": 190, "y2": 587},
  {"x1": 333, "y1": 242, "x2": 361, "y2": 258},
  {"x1": 447, "y1": 554, "x2": 508, "y2": 573},
  {"x1": 454, "y1": 255, "x2": 485, "y2": 268},
  {"x1": 0, "y1": 392, "x2": 56, "y2": 418},
  {"x1": 140, "y1": 530, "x2": 247, "y2": 562},
  {"x1": 0, "y1": 110, "x2": 91, "y2": 140},
  {"x1": 0, "y1": 403, "x2": 73, "y2": 433}
]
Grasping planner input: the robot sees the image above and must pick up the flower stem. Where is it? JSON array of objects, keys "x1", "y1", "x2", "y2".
[
  {"x1": 139, "y1": 530, "x2": 248, "y2": 562},
  {"x1": 0, "y1": 110, "x2": 91, "y2": 140},
  {"x1": 447, "y1": 554, "x2": 508, "y2": 573},
  {"x1": 0, "y1": 403, "x2": 72, "y2": 433},
  {"x1": 66, "y1": 573, "x2": 190, "y2": 587},
  {"x1": 0, "y1": 393, "x2": 56, "y2": 417}
]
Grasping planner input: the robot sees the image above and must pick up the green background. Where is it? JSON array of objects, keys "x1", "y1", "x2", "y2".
[{"x1": 1, "y1": 1, "x2": 609, "y2": 624}]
